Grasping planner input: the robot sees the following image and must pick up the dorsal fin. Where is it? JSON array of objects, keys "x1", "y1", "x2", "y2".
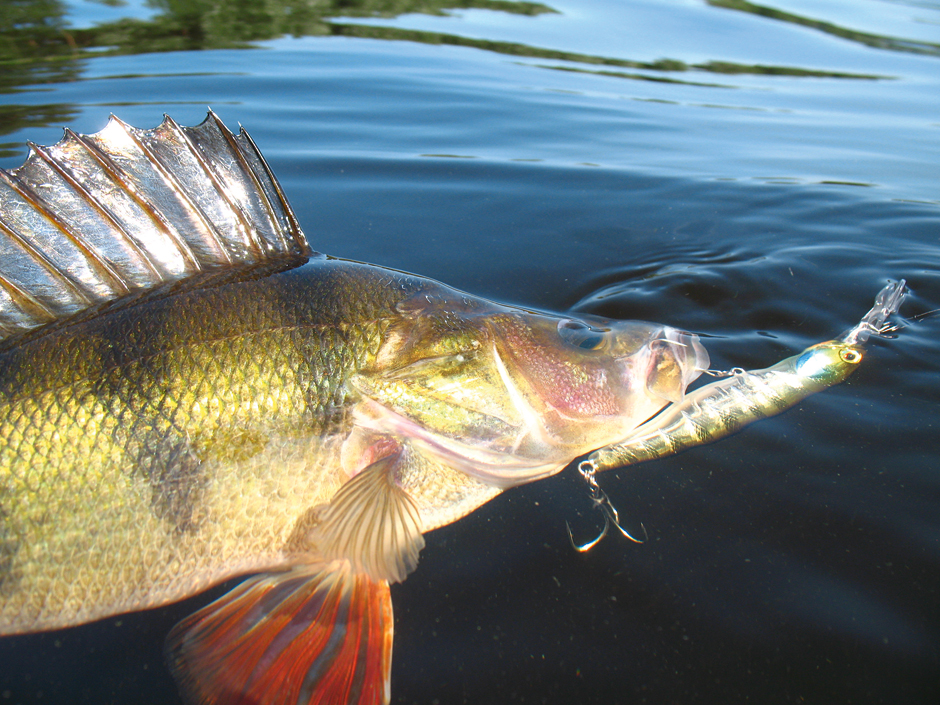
[{"x1": 0, "y1": 111, "x2": 311, "y2": 342}]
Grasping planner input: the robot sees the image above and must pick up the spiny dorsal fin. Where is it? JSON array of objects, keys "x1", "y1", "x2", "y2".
[{"x1": 0, "y1": 111, "x2": 311, "y2": 342}]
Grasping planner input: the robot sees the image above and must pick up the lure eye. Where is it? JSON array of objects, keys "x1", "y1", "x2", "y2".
[
  {"x1": 557, "y1": 319, "x2": 609, "y2": 351},
  {"x1": 839, "y1": 348, "x2": 862, "y2": 364}
]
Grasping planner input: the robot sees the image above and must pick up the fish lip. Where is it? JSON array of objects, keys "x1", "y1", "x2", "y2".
[
  {"x1": 652, "y1": 326, "x2": 710, "y2": 389},
  {"x1": 613, "y1": 325, "x2": 710, "y2": 410},
  {"x1": 667, "y1": 327, "x2": 710, "y2": 378}
]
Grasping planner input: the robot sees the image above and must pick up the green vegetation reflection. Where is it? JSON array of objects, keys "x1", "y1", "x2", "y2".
[
  {"x1": 0, "y1": 1, "x2": 84, "y2": 144},
  {"x1": 707, "y1": 0, "x2": 940, "y2": 57},
  {"x1": 2, "y1": 0, "x2": 930, "y2": 138}
]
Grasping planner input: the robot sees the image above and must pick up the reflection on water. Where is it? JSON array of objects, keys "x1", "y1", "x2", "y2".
[
  {"x1": 0, "y1": 102, "x2": 78, "y2": 156},
  {"x1": 329, "y1": 22, "x2": 888, "y2": 79},
  {"x1": 3, "y1": 0, "x2": 931, "y2": 108},
  {"x1": 0, "y1": 1, "x2": 83, "y2": 149},
  {"x1": 708, "y1": 0, "x2": 940, "y2": 56},
  {"x1": 1, "y1": 0, "x2": 937, "y2": 157},
  {"x1": 57, "y1": 0, "x2": 555, "y2": 55},
  {"x1": 0, "y1": 0, "x2": 938, "y2": 703}
]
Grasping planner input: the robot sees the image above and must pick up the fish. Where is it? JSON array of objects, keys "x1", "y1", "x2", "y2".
[{"x1": 0, "y1": 112, "x2": 905, "y2": 705}]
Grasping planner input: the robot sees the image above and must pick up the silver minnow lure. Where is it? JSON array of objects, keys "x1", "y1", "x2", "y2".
[{"x1": 584, "y1": 279, "x2": 907, "y2": 474}]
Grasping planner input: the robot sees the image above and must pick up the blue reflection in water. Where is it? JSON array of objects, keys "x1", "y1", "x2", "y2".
[{"x1": 0, "y1": 0, "x2": 939, "y2": 703}]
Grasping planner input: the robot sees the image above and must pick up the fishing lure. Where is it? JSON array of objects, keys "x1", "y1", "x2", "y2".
[
  {"x1": 586, "y1": 279, "x2": 906, "y2": 473},
  {"x1": 568, "y1": 280, "x2": 907, "y2": 550}
]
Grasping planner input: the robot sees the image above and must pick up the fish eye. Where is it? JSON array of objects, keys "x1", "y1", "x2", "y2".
[{"x1": 557, "y1": 319, "x2": 609, "y2": 351}]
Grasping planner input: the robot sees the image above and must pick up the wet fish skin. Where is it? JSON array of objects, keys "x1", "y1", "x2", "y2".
[
  {"x1": 0, "y1": 251, "x2": 700, "y2": 638},
  {"x1": 0, "y1": 243, "x2": 701, "y2": 704},
  {"x1": 0, "y1": 258, "x2": 422, "y2": 634}
]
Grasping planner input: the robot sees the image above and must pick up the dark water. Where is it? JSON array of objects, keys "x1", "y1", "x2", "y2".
[{"x1": 2, "y1": 1, "x2": 939, "y2": 703}]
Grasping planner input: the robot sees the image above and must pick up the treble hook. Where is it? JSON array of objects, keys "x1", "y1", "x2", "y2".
[{"x1": 566, "y1": 459, "x2": 647, "y2": 553}]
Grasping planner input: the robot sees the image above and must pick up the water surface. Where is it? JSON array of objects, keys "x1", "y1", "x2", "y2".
[{"x1": 1, "y1": 0, "x2": 938, "y2": 703}]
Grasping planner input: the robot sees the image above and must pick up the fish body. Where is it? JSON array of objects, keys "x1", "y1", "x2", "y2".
[
  {"x1": 0, "y1": 252, "x2": 708, "y2": 636},
  {"x1": 0, "y1": 258, "x2": 404, "y2": 633},
  {"x1": 0, "y1": 113, "x2": 905, "y2": 704}
]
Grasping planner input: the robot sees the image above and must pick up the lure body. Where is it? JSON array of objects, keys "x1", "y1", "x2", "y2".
[{"x1": 586, "y1": 281, "x2": 906, "y2": 473}]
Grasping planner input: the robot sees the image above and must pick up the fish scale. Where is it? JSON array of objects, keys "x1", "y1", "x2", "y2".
[{"x1": 0, "y1": 264, "x2": 399, "y2": 631}]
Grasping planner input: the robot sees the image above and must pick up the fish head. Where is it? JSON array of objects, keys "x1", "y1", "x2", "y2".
[{"x1": 351, "y1": 283, "x2": 709, "y2": 487}]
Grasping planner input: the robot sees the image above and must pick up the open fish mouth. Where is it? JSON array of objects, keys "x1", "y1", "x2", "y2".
[
  {"x1": 637, "y1": 326, "x2": 711, "y2": 404},
  {"x1": 350, "y1": 313, "x2": 712, "y2": 490}
]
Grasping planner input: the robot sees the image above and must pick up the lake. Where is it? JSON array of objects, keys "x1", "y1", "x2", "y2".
[{"x1": 1, "y1": 0, "x2": 938, "y2": 703}]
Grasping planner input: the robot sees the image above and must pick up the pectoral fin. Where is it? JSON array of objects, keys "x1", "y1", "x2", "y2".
[
  {"x1": 166, "y1": 562, "x2": 393, "y2": 705},
  {"x1": 306, "y1": 451, "x2": 426, "y2": 584},
  {"x1": 166, "y1": 452, "x2": 426, "y2": 705}
]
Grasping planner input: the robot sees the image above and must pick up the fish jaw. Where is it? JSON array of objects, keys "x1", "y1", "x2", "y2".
[
  {"x1": 635, "y1": 326, "x2": 710, "y2": 404},
  {"x1": 345, "y1": 394, "x2": 565, "y2": 489},
  {"x1": 493, "y1": 314, "x2": 711, "y2": 452}
]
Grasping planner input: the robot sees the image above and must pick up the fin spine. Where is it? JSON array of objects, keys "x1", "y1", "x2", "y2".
[
  {"x1": 0, "y1": 173, "x2": 103, "y2": 305},
  {"x1": 235, "y1": 119, "x2": 310, "y2": 256},
  {"x1": 206, "y1": 111, "x2": 290, "y2": 254},
  {"x1": 109, "y1": 115, "x2": 232, "y2": 267},
  {"x1": 28, "y1": 137, "x2": 161, "y2": 285},
  {"x1": 0, "y1": 163, "x2": 132, "y2": 298},
  {"x1": 5, "y1": 153, "x2": 133, "y2": 296},
  {"x1": 63, "y1": 127, "x2": 193, "y2": 277},
  {"x1": 0, "y1": 270, "x2": 57, "y2": 324},
  {"x1": 164, "y1": 114, "x2": 265, "y2": 259}
]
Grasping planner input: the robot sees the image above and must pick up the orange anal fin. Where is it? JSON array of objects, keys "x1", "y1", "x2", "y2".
[{"x1": 165, "y1": 562, "x2": 392, "y2": 705}]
